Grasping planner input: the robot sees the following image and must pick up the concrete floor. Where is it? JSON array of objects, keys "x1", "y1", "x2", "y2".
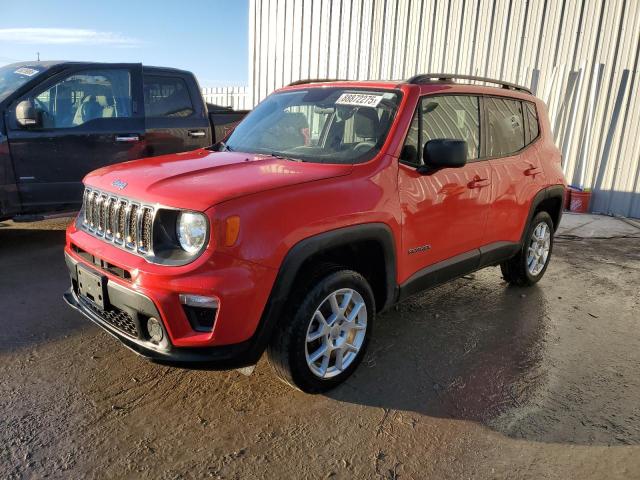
[
  {"x1": 557, "y1": 212, "x2": 640, "y2": 238},
  {"x1": 1, "y1": 214, "x2": 639, "y2": 479}
]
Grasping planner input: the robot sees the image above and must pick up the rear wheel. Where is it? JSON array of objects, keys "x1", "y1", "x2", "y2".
[
  {"x1": 267, "y1": 269, "x2": 374, "y2": 393},
  {"x1": 501, "y1": 211, "x2": 554, "y2": 286}
]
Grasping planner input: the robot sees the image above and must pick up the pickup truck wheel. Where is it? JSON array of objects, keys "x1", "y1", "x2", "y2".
[
  {"x1": 267, "y1": 270, "x2": 375, "y2": 393},
  {"x1": 501, "y1": 211, "x2": 554, "y2": 286}
]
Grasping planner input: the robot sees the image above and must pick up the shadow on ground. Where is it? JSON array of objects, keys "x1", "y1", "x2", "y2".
[
  {"x1": 332, "y1": 276, "x2": 550, "y2": 427},
  {"x1": 331, "y1": 238, "x2": 640, "y2": 447}
]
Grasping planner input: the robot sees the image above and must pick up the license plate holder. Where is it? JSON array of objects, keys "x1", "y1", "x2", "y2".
[{"x1": 77, "y1": 265, "x2": 107, "y2": 309}]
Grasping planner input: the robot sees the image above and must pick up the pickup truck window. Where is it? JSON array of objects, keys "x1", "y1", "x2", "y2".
[
  {"x1": 30, "y1": 69, "x2": 132, "y2": 129},
  {"x1": 143, "y1": 75, "x2": 194, "y2": 118},
  {"x1": 225, "y1": 87, "x2": 401, "y2": 164}
]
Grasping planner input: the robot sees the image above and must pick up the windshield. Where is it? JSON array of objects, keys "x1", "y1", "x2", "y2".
[
  {"x1": 225, "y1": 87, "x2": 402, "y2": 164},
  {"x1": 0, "y1": 64, "x2": 47, "y2": 102}
]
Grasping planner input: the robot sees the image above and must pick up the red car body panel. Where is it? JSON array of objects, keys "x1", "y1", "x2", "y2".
[
  {"x1": 85, "y1": 149, "x2": 354, "y2": 211},
  {"x1": 64, "y1": 80, "x2": 565, "y2": 356},
  {"x1": 66, "y1": 223, "x2": 277, "y2": 346}
]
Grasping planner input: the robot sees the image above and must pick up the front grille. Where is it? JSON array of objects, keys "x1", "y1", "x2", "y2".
[
  {"x1": 80, "y1": 296, "x2": 138, "y2": 338},
  {"x1": 81, "y1": 187, "x2": 155, "y2": 257},
  {"x1": 126, "y1": 204, "x2": 139, "y2": 248},
  {"x1": 116, "y1": 200, "x2": 127, "y2": 243},
  {"x1": 141, "y1": 208, "x2": 154, "y2": 252},
  {"x1": 104, "y1": 197, "x2": 116, "y2": 238}
]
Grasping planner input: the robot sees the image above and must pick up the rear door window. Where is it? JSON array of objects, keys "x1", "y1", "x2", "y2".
[
  {"x1": 484, "y1": 97, "x2": 525, "y2": 157},
  {"x1": 143, "y1": 76, "x2": 194, "y2": 118}
]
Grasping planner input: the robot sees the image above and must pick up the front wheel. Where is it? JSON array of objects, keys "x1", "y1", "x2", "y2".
[
  {"x1": 267, "y1": 269, "x2": 375, "y2": 393},
  {"x1": 501, "y1": 211, "x2": 554, "y2": 286}
]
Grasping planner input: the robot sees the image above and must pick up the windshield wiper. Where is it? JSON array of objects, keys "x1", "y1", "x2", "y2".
[
  {"x1": 209, "y1": 141, "x2": 233, "y2": 152},
  {"x1": 269, "y1": 151, "x2": 302, "y2": 162}
]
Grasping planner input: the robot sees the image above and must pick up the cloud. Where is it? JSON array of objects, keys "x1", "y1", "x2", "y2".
[{"x1": 0, "y1": 28, "x2": 144, "y2": 47}]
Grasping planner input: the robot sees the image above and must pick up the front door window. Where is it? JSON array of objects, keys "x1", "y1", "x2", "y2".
[{"x1": 32, "y1": 69, "x2": 132, "y2": 129}]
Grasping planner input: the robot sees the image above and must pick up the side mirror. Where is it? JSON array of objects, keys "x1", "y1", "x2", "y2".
[
  {"x1": 418, "y1": 139, "x2": 467, "y2": 174},
  {"x1": 15, "y1": 99, "x2": 41, "y2": 128}
]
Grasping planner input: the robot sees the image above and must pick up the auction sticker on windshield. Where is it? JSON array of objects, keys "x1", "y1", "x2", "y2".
[
  {"x1": 14, "y1": 67, "x2": 39, "y2": 77},
  {"x1": 335, "y1": 93, "x2": 384, "y2": 107}
]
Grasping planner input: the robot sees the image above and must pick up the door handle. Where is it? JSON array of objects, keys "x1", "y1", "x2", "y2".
[
  {"x1": 468, "y1": 176, "x2": 491, "y2": 189},
  {"x1": 524, "y1": 164, "x2": 541, "y2": 176},
  {"x1": 188, "y1": 130, "x2": 206, "y2": 138},
  {"x1": 115, "y1": 135, "x2": 139, "y2": 142}
]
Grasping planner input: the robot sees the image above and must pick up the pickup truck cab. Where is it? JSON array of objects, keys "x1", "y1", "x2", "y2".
[
  {"x1": 63, "y1": 75, "x2": 566, "y2": 393},
  {"x1": 0, "y1": 61, "x2": 246, "y2": 220}
]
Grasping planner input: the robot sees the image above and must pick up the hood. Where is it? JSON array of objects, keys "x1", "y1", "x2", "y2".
[{"x1": 84, "y1": 149, "x2": 353, "y2": 210}]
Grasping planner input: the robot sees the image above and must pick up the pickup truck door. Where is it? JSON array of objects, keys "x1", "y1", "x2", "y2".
[
  {"x1": 5, "y1": 63, "x2": 145, "y2": 210},
  {"x1": 142, "y1": 72, "x2": 212, "y2": 157}
]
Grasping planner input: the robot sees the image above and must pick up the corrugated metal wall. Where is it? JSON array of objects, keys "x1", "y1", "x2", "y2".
[
  {"x1": 249, "y1": 0, "x2": 640, "y2": 218},
  {"x1": 201, "y1": 86, "x2": 251, "y2": 110}
]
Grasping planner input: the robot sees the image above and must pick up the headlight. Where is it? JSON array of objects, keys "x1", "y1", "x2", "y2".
[{"x1": 176, "y1": 212, "x2": 208, "y2": 254}]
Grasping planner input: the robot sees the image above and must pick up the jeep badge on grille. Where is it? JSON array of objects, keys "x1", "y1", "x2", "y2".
[{"x1": 112, "y1": 179, "x2": 127, "y2": 190}]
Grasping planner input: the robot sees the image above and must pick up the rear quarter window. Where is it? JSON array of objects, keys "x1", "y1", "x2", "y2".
[{"x1": 525, "y1": 101, "x2": 540, "y2": 144}]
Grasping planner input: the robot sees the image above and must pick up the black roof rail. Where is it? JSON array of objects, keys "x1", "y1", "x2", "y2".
[
  {"x1": 406, "y1": 73, "x2": 532, "y2": 94},
  {"x1": 287, "y1": 78, "x2": 348, "y2": 86}
]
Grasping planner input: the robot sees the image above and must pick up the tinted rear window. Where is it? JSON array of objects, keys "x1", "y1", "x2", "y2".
[
  {"x1": 525, "y1": 101, "x2": 539, "y2": 143},
  {"x1": 485, "y1": 97, "x2": 525, "y2": 157},
  {"x1": 143, "y1": 75, "x2": 194, "y2": 117}
]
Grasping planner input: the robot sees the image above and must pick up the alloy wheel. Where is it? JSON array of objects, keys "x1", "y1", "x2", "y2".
[
  {"x1": 527, "y1": 221, "x2": 551, "y2": 276},
  {"x1": 304, "y1": 288, "x2": 368, "y2": 379}
]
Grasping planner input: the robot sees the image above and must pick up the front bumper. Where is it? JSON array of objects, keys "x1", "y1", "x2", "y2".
[{"x1": 63, "y1": 251, "x2": 259, "y2": 368}]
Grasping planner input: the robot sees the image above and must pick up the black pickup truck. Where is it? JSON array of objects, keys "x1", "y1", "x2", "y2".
[{"x1": 0, "y1": 61, "x2": 247, "y2": 220}]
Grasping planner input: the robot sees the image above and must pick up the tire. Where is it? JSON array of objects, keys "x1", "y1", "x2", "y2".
[
  {"x1": 267, "y1": 269, "x2": 375, "y2": 393},
  {"x1": 501, "y1": 211, "x2": 554, "y2": 286}
]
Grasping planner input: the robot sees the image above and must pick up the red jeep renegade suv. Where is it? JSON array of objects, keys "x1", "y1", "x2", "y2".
[{"x1": 63, "y1": 74, "x2": 566, "y2": 393}]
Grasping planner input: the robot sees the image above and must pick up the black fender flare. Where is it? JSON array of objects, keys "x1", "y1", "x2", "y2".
[
  {"x1": 520, "y1": 184, "x2": 565, "y2": 245},
  {"x1": 243, "y1": 223, "x2": 398, "y2": 363}
]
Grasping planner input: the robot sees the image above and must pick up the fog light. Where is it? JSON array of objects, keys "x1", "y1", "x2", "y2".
[
  {"x1": 147, "y1": 317, "x2": 164, "y2": 343},
  {"x1": 179, "y1": 294, "x2": 218, "y2": 333},
  {"x1": 179, "y1": 294, "x2": 219, "y2": 309}
]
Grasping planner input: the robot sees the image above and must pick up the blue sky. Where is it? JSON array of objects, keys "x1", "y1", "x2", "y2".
[{"x1": 0, "y1": 0, "x2": 249, "y2": 87}]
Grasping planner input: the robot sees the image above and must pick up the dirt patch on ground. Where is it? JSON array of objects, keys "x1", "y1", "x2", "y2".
[{"x1": 1, "y1": 219, "x2": 639, "y2": 479}]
